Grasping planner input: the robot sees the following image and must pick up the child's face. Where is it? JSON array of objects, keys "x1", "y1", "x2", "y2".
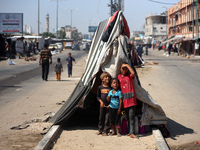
[
  {"x1": 111, "y1": 79, "x2": 119, "y2": 90},
  {"x1": 120, "y1": 66, "x2": 128, "y2": 75},
  {"x1": 68, "y1": 53, "x2": 71, "y2": 57},
  {"x1": 102, "y1": 75, "x2": 110, "y2": 84}
]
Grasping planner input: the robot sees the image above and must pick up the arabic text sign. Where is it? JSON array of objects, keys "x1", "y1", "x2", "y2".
[{"x1": 0, "y1": 13, "x2": 23, "y2": 33}]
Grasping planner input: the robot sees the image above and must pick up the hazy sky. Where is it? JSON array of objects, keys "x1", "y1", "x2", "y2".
[{"x1": 0, "y1": 0, "x2": 180, "y2": 34}]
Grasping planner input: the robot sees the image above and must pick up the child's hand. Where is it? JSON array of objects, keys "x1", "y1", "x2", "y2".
[
  {"x1": 117, "y1": 110, "x2": 121, "y2": 115},
  {"x1": 100, "y1": 102, "x2": 104, "y2": 108}
]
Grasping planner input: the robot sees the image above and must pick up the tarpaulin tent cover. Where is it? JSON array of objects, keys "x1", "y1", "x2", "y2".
[{"x1": 50, "y1": 11, "x2": 167, "y2": 126}]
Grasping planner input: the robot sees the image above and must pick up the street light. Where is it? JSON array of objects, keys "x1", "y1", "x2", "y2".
[
  {"x1": 49, "y1": 0, "x2": 66, "y2": 39},
  {"x1": 65, "y1": 9, "x2": 78, "y2": 29},
  {"x1": 65, "y1": 9, "x2": 78, "y2": 39},
  {"x1": 162, "y1": 6, "x2": 168, "y2": 39}
]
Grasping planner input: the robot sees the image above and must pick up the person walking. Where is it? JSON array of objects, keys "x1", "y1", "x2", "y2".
[
  {"x1": 54, "y1": 58, "x2": 63, "y2": 81},
  {"x1": 66, "y1": 52, "x2": 76, "y2": 77},
  {"x1": 39, "y1": 43, "x2": 52, "y2": 81},
  {"x1": 136, "y1": 45, "x2": 142, "y2": 58},
  {"x1": 168, "y1": 43, "x2": 172, "y2": 56}
]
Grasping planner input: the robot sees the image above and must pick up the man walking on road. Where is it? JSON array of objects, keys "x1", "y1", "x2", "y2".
[{"x1": 39, "y1": 43, "x2": 52, "y2": 81}]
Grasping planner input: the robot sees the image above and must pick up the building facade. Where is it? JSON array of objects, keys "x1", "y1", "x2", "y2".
[
  {"x1": 168, "y1": 0, "x2": 200, "y2": 55},
  {"x1": 145, "y1": 13, "x2": 167, "y2": 39}
]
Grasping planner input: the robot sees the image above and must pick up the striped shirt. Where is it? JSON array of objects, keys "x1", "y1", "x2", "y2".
[{"x1": 40, "y1": 49, "x2": 52, "y2": 60}]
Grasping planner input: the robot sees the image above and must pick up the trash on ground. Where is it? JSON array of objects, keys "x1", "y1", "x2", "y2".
[{"x1": 10, "y1": 124, "x2": 30, "y2": 130}]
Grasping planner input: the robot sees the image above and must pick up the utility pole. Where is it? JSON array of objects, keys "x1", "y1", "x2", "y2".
[
  {"x1": 109, "y1": 0, "x2": 123, "y2": 16},
  {"x1": 38, "y1": 0, "x2": 40, "y2": 36},
  {"x1": 196, "y1": 0, "x2": 199, "y2": 45},
  {"x1": 192, "y1": 0, "x2": 194, "y2": 39},
  {"x1": 49, "y1": 0, "x2": 66, "y2": 39}
]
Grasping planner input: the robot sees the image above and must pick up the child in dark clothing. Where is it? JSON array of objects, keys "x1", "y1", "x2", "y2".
[
  {"x1": 66, "y1": 53, "x2": 76, "y2": 77},
  {"x1": 107, "y1": 78, "x2": 123, "y2": 137},
  {"x1": 96, "y1": 72, "x2": 111, "y2": 136},
  {"x1": 54, "y1": 58, "x2": 63, "y2": 81}
]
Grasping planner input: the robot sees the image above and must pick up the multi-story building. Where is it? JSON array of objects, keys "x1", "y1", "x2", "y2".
[
  {"x1": 168, "y1": 0, "x2": 200, "y2": 38},
  {"x1": 23, "y1": 25, "x2": 32, "y2": 34},
  {"x1": 145, "y1": 13, "x2": 167, "y2": 39},
  {"x1": 168, "y1": 0, "x2": 200, "y2": 55}
]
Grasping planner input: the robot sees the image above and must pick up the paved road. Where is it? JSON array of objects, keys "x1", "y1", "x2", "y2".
[
  {"x1": 0, "y1": 49, "x2": 88, "y2": 102},
  {"x1": 142, "y1": 49, "x2": 200, "y2": 149}
]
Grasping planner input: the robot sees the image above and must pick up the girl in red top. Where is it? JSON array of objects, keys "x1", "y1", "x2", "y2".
[{"x1": 118, "y1": 63, "x2": 138, "y2": 138}]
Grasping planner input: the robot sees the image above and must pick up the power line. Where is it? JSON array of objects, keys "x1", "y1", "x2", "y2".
[{"x1": 148, "y1": 0, "x2": 177, "y2": 5}]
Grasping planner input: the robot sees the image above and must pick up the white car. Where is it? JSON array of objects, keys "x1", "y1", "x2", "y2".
[{"x1": 55, "y1": 42, "x2": 63, "y2": 51}]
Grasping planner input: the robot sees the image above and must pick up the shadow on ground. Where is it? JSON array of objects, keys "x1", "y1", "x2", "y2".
[{"x1": 167, "y1": 118, "x2": 194, "y2": 140}]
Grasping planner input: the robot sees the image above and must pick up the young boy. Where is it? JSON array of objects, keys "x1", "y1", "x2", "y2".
[
  {"x1": 66, "y1": 53, "x2": 76, "y2": 77},
  {"x1": 118, "y1": 63, "x2": 138, "y2": 139},
  {"x1": 97, "y1": 72, "x2": 111, "y2": 136},
  {"x1": 54, "y1": 58, "x2": 63, "y2": 81}
]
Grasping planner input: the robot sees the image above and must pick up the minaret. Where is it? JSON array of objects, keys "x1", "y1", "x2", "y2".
[{"x1": 46, "y1": 14, "x2": 49, "y2": 33}]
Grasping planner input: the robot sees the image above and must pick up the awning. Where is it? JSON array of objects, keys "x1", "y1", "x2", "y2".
[{"x1": 162, "y1": 35, "x2": 183, "y2": 44}]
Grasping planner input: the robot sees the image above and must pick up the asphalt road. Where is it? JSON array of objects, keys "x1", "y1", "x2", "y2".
[
  {"x1": 0, "y1": 49, "x2": 88, "y2": 100},
  {"x1": 142, "y1": 50, "x2": 200, "y2": 149}
]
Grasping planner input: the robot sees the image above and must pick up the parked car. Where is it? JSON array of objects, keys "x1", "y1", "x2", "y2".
[
  {"x1": 65, "y1": 42, "x2": 73, "y2": 49},
  {"x1": 55, "y1": 42, "x2": 63, "y2": 51},
  {"x1": 72, "y1": 43, "x2": 80, "y2": 50},
  {"x1": 48, "y1": 44, "x2": 58, "y2": 51}
]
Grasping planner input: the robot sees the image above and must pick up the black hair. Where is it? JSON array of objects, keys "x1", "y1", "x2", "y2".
[
  {"x1": 57, "y1": 58, "x2": 61, "y2": 62},
  {"x1": 44, "y1": 43, "x2": 48, "y2": 48},
  {"x1": 111, "y1": 78, "x2": 119, "y2": 83}
]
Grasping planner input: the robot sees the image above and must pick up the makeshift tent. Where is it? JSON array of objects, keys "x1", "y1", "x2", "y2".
[{"x1": 50, "y1": 11, "x2": 167, "y2": 126}]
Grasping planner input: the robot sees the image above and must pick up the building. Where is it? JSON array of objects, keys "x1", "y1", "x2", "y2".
[
  {"x1": 46, "y1": 14, "x2": 49, "y2": 33},
  {"x1": 23, "y1": 25, "x2": 32, "y2": 34},
  {"x1": 168, "y1": 0, "x2": 199, "y2": 38},
  {"x1": 168, "y1": 0, "x2": 200, "y2": 55},
  {"x1": 145, "y1": 13, "x2": 167, "y2": 39}
]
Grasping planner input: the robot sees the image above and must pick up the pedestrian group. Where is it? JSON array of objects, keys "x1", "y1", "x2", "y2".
[{"x1": 39, "y1": 43, "x2": 76, "y2": 81}]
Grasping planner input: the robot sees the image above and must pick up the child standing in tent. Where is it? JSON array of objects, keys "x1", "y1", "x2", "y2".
[
  {"x1": 66, "y1": 52, "x2": 76, "y2": 77},
  {"x1": 107, "y1": 78, "x2": 122, "y2": 137},
  {"x1": 118, "y1": 63, "x2": 138, "y2": 139},
  {"x1": 54, "y1": 58, "x2": 63, "y2": 81},
  {"x1": 96, "y1": 72, "x2": 111, "y2": 136}
]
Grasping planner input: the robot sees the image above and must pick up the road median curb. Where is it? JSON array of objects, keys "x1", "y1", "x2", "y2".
[
  {"x1": 152, "y1": 128, "x2": 170, "y2": 150},
  {"x1": 34, "y1": 125, "x2": 60, "y2": 150}
]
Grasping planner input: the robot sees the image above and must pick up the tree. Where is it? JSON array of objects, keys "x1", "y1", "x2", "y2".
[
  {"x1": 41, "y1": 32, "x2": 56, "y2": 38},
  {"x1": 59, "y1": 30, "x2": 66, "y2": 39}
]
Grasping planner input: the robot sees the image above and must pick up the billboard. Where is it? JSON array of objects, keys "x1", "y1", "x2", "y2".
[
  {"x1": 88, "y1": 26, "x2": 97, "y2": 32},
  {"x1": 0, "y1": 13, "x2": 23, "y2": 33}
]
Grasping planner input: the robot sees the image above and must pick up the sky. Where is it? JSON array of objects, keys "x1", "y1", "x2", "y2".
[{"x1": 0, "y1": 0, "x2": 181, "y2": 35}]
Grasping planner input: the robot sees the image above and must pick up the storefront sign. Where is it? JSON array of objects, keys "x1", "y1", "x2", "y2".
[{"x1": 0, "y1": 13, "x2": 23, "y2": 33}]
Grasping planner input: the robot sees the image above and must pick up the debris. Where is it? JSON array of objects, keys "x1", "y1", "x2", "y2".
[
  {"x1": 145, "y1": 62, "x2": 159, "y2": 65},
  {"x1": 195, "y1": 141, "x2": 200, "y2": 144},
  {"x1": 16, "y1": 88, "x2": 23, "y2": 91},
  {"x1": 10, "y1": 124, "x2": 30, "y2": 130},
  {"x1": 148, "y1": 84, "x2": 151, "y2": 86},
  {"x1": 56, "y1": 101, "x2": 65, "y2": 105},
  {"x1": 29, "y1": 57, "x2": 37, "y2": 61},
  {"x1": 193, "y1": 132, "x2": 197, "y2": 134}
]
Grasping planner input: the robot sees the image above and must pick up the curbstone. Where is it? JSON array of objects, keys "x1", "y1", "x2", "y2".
[
  {"x1": 34, "y1": 125, "x2": 60, "y2": 150},
  {"x1": 152, "y1": 128, "x2": 170, "y2": 150}
]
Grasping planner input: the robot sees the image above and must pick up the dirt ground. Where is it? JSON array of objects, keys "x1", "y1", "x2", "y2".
[
  {"x1": 0, "y1": 50, "x2": 86, "y2": 150},
  {"x1": 1, "y1": 48, "x2": 199, "y2": 150}
]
